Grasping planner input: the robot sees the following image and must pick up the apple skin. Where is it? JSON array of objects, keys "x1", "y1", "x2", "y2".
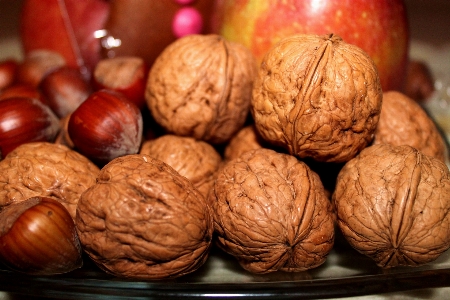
[
  {"x1": 20, "y1": 0, "x2": 110, "y2": 77},
  {"x1": 214, "y1": 0, "x2": 409, "y2": 92}
]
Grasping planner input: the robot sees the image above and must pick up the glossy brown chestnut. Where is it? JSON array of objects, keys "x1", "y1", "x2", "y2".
[
  {"x1": 92, "y1": 56, "x2": 148, "y2": 109},
  {"x1": 0, "y1": 59, "x2": 18, "y2": 91},
  {"x1": 68, "y1": 89, "x2": 143, "y2": 165},
  {"x1": 0, "y1": 196, "x2": 83, "y2": 275},
  {"x1": 0, "y1": 97, "x2": 60, "y2": 158},
  {"x1": 16, "y1": 49, "x2": 66, "y2": 88},
  {"x1": 0, "y1": 84, "x2": 47, "y2": 104},
  {"x1": 40, "y1": 66, "x2": 92, "y2": 118}
]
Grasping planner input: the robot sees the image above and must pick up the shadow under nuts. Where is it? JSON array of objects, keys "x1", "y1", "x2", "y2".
[
  {"x1": 251, "y1": 33, "x2": 382, "y2": 163},
  {"x1": 145, "y1": 34, "x2": 258, "y2": 144}
]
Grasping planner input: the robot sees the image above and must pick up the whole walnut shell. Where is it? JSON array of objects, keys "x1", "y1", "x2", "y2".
[
  {"x1": 76, "y1": 154, "x2": 213, "y2": 279},
  {"x1": 146, "y1": 34, "x2": 257, "y2": 144},
  {"x1": 373, "y1": 91, "x2": 447, "y2": 163},
  {"x1": 139, "y1": 134, "x2": 222, "y2": 198},
  {"x1": 211, "y1": 148, "x2": 335, "y2": 274},
  {"x1": 251, "y1": 34, "x2": 382, "y2": 163},
  {"x1": 0, "y1": 142, "x2": 99, "y2": 219},
  {"x1": 333, "y1": 143, "x2": 450, "y2": 268}
]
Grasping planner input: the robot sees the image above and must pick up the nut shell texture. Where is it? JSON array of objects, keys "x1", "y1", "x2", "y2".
[
  {"x1": 211, "y1": 148, "x2": 335, "y2": 273},
  {"x1": 76, "y1": 154, "x2": 213, "y2": 279},
  {"x1": 333, "y1": 144, "x2": 450, "y2": 268},
  {"x1": 140, "y1": 135, "x2": 222, "y2": 199},
  {"x1": 146, "y1": 34, "x2": 257, "y2": 144},
  {"x1": 251, "y1": 34, "x2": 382, "y2": 162},
  {"x1": 224, "y1": 125, "x2": 265, "y2": 162},
  {"x1": 373, "y1": 91, "x2": 446, "y2": 163},
  {"x1": 0, "y1": 142, "x2": 99, "y2": 219}
]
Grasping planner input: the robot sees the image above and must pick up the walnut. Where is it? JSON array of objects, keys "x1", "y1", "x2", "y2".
[
  {"x1": 76, "y1": 154, "x2": 213, "y2": 279},
  {"x1": 211, "y1": 148, "x2": 335, "y2": 274},
  {"x1": 146, "y1": 34, "x2": 257, "y2": 144},
  {"x1": 373, "y1": 91, "x2": 447, "y2": 163},
  {"x1": 139, "y1": 134, "x2": 222, "y2": 198},
  {"x1": 0, "y1": 142, "x2": 99, "y2": 219},
  {"x1": 333, "y1": 143, "x2": 450, "y2": 268},
  {"x1": 251, "y1": 34, "x2": 382, "y2": 163},
  {"x1": 223, "y1": 125, "x2": 265, "y2": 161}
]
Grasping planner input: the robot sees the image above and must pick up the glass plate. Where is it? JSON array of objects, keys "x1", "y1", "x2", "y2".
[{"x1": 1, "y1": 233, "x2": 450, "y2": 300}]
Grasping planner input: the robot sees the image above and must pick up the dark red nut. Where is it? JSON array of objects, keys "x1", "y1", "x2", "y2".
[
  {"x1": 0, "y1": 97, "x2": 60, "y2": 158},
  {"x1": 68, "y1": 89, "x2": 143, "y2": 165},
  {"x1": 93, "y1": 56, "x2": 148, "y2": 109},
  {"x1": 40, "y1": 66, "x2": 91, "y2": 118},
  {"x1": 0, "y1": 59, "x2": 18, "y2": 91},
  {"x1": 403, "y1": 60, "x2": 435, "y2": 103},
  {"x1": 0, "y1": 84, "x2": 47, "y2": 104},
  {"x1": 0, "y1": 196, "x2": 83, "y2": 275},
  {"x1": 16, "y1": 49, "x2": 66, "y2": 88}
]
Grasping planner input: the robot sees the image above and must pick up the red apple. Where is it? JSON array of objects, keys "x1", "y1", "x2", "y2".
[
  {"x1": 20, "y1": 0, "x2": 110, "y2": 78},
  {"x1": 214, "y1": 0, "x2": 409, "y2": 92}
]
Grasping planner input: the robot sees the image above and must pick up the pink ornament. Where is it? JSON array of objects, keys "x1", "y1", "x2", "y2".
[
  {"x1": 172, "y1": 7, "x2": 203, "y2": 38},
  {"x1": 174, "y1": 0, "x2": 196, "y2": 4}
]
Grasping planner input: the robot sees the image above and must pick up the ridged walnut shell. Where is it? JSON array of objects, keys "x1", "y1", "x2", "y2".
[
  {"x1": 211, "y1": 148, "x2": 335, "y2": 274},
  {"x1": 251, "y1": 34, "x2": 382, "y2": 163},
  {"x1": 140, "y1": 134, "x2": 222, "y2": 199},
  {"x1": 0, "y1": 142, "x2": 99, "y2": 219},
  {"x1": 373, "y1": 91, "x2": 447, "y2": 163},
  {"x1": 76, "y1": 154, "x2": 213, "y2": 279},
  {"x1": 333, "y1": 144, "x2": 450, "y2": 268},
  {"x1": 146, "y1": 34, "x2": 257, "y2": 144},
  {"x1": 224, "y1": 125, "x2": 265, "y2": 162}
]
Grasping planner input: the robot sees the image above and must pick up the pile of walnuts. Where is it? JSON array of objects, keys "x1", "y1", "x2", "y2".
[{"x1": 0, "y1": 33, "x2": 449, "y2": 280}]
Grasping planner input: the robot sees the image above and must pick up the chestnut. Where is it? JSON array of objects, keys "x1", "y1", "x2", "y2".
[
  {"x1": 92, "y1": 56, "x2": 148, "y2": 109},
  {"x1": 68, "y1": 89, "x2": 143, "y2": 165},
  {"x1": 0, "y1": 97, "x2": 60, "y2": 158},
  {"x1": 0, "y1": 84, "x2": 47, "y2": 104},
  {"x1": 40, "y1": 66, "x2": 92, "y2": 118},
  {"x1": 403, "y1": 60, "x2": 435, "y2": 103},
  {"x1": 0, "y1": 59, "x2": 18, "y2": 91},
  {"x1": 0, "y1": 196, "x2": 83, "y2": 275},
  {"x1": 16, "y1": 49, "x2": 66, "y2": 88}
]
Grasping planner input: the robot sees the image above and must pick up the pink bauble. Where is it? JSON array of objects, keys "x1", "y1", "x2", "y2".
[{"x1": 172, "y1": 7, "x2": 203, "y2": 38}]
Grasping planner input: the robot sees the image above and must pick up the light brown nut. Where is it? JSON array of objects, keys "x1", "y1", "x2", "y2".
[
  {"x1": 373, "y1": 91, "x2": 447, "y2": 163},
  {"x1": 146, "y1": 34, "x2": 257, "y2": 144},
  {"x1": 76, "y1": 154, "x2": 213, "y2": 279},
  {"x1": 211, "y1": 148, "x2": 335, "y2": 274},
  {"x1": 140, "y1": 134, "x2": 222, "y2": 199},
  {"x1": 224, "y1": 125, "x2": 265, "y2": 162},
  {"x1": 251, "y1": 34, "x2": 382, "y2": 163},
  {"x1": 0, "y1": 142, "x2": 99, "y2": 219},
  {"x1": 333, "y1": 144, "x2": 450, "y2": 268}
]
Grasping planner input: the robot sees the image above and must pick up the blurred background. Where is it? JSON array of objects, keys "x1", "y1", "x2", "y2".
[{"x1": 1, "y1": 0, "x2": 450, "y2": 57}]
